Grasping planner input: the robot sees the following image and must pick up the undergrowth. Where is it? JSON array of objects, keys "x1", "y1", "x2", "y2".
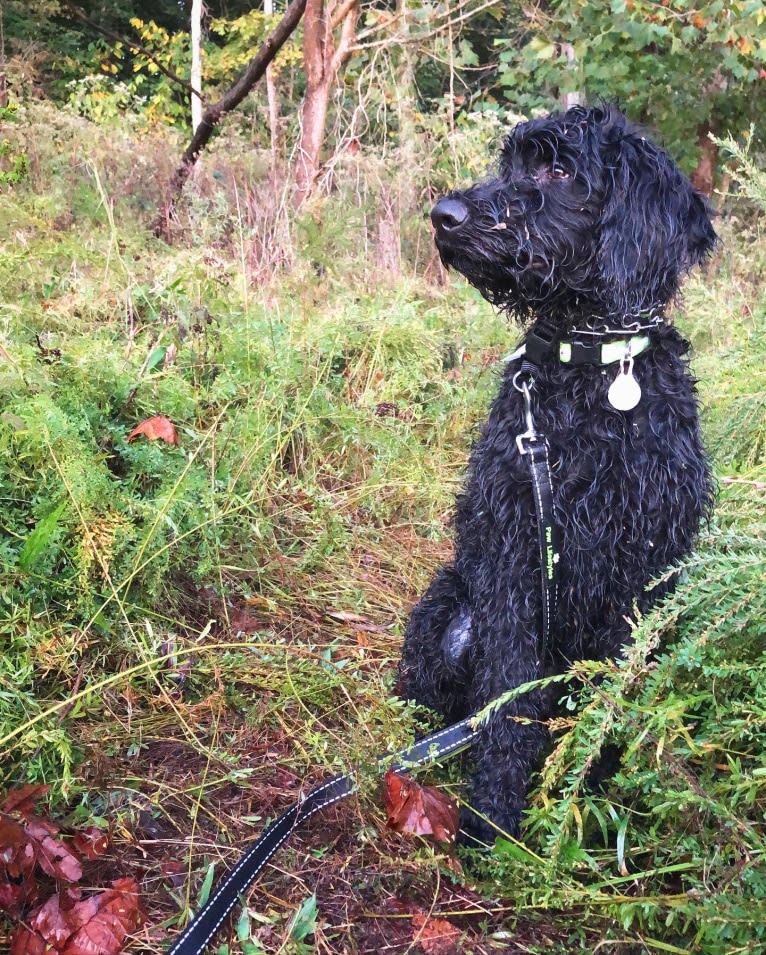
[{"x1": 0, "y1": 104, "x2": 764, "y2": 954}]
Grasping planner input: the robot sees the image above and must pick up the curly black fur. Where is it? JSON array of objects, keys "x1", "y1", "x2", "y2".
[{"x1": 399, "y1": 105, "x2": 717, "y2": 845}]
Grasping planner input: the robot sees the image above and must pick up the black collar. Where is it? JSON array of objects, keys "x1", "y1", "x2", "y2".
[{"x1": 523, "y1": 312, "x2": 665, "y2": 366}]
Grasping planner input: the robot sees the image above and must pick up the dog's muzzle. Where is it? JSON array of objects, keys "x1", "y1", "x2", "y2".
[{"x1": 431, "y1": 197, "x2": 469, "y2": 237}]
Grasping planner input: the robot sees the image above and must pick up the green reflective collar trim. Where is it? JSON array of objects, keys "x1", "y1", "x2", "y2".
[{"x1": 560, "y1": 334, "x2": 651, "y2": 365}]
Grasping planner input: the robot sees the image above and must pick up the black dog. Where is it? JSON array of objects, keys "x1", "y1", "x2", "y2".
[{"x1": 399, "y1": 105, "x2": 717, "y2": 845}]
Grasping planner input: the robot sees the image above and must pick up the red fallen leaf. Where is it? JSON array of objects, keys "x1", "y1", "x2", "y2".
[
  {"x1": 383, "y1": 770, "x2": 459, "y2": 843},
  {"x1": 25, "y1": 820, "x2": 83, "y2": 884},
  {"x1": 29, "y1": 893, "x2": 73, "y2": 947},
  {"x1": 412, "y1": 913, "x2": 461, "y2": 955},
  {"x1": 2, "y1": 785, "x2": 51, "y2": 818},
  {"x1": 71, "y1": 827, "x2": 109, "y2": 861},
  {"x1": 0, "y1": 816, "x2": 39, "y2": 914},
  {"x1": 0, "y1": 880, "x2": 30, "y2": 916},
  {"x1": 10, "y1": 924, "x2": 53, "y2": 955},
  {"x1": 61, "y1": 878, "x2": 145, "y2": 955},
  {"x1": 127, "y1": 415, "x2": 179, "y2": 445},
  {"x1": 0, "y1": 814, "x2": 30, "y2": 855}
]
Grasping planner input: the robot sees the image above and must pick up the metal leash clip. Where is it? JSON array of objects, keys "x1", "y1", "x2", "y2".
[{"x1": 513, "y1": 370, "x2": 539, "y2": 455}]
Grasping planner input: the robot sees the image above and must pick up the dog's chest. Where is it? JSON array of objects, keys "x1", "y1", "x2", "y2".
[{"x1": 465, "y1": 355, "x2": 701, "y2": 562}]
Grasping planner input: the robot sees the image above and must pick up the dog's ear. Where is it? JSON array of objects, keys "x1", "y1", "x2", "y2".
[{"x1": 596, "y1": 123, "x2": 718, "y2": 313}]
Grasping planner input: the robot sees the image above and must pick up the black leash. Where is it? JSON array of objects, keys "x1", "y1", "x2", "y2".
[
  {"x1": 167, "y1": 717, "x2": 480, "y2": 955},
  {"x1": 513, "y1": 360, "x2": 561, "y2": 661},
  {"x1": 167, "y1": 346, "x2": 565, "y2": 955}
]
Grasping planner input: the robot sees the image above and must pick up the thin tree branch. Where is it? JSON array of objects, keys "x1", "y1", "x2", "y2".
[
  {"x1": 59, "y1": 0, "x2": 202, "y2": 99},
  {"x1": 156, "y1": 0, "x2": 308, "y2": 236},
  {"x1": 353, "y1": 0, "x2": 499, "y2": 50},
  {"x1": 330, "y1": 0, "x2": 359, "y2": 75},
  {"x1": 330, "y1": 0, "x2": 360, "y2": 32}
]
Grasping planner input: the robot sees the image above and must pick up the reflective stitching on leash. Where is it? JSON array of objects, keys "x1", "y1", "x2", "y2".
[
  {"x1": 185, "y1": 786, "x2": 355, "y2": 955},
  {"x1": 529, "y1": 450, "x2": 553, "y2": 643}
]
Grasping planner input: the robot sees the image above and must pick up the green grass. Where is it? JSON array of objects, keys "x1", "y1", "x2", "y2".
[{"x1": 0, "y1": 104, "x2": 764, "y2": 954}]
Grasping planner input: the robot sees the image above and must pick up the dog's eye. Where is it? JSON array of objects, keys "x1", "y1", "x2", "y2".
[{"x1": 551, "y1": 163, "x2": 570, "y2": 180}]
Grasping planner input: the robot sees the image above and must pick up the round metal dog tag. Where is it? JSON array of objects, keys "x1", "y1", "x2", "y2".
[{"x1": 608, "y1": 365, "x2": 641, "y2": 410}]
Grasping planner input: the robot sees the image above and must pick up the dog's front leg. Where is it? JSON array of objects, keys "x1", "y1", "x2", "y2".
[
  {"x1": 463, "y1": 697, "x2": 550, "y2": 845},
  {"x1": 461, "y1": 602, "x2": 552, "y2": 845},
  {"x1": 399, "y1": 565, "x2": 474, "y2": 721}
]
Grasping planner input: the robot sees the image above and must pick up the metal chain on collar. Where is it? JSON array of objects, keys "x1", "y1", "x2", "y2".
[{"x1": 571, "y1": 309, "x2": 665, "y2": 337}]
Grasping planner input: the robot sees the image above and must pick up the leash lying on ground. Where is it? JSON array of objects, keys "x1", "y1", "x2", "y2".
[
  {"x1": 166, "y1": 716, "x2": 481, "y2": 955},
  {"x1": 167, "y1": 333, "x2": 582, "y2": 955}
]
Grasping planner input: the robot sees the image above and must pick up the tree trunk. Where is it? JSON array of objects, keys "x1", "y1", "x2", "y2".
[
  {"x1": 190, "y1": 0, "x2": 203, "y2": 133},
  {"x1": 294, "y1": 79, "x2": 332, "y2": 206},
  {"x1": 691, "y1": 123, "x2": 718, "y2": 196},
  {"x1": 0, "y1": 3, "x2": 7, "y2": 109},
  {"x1": 561, "y1": 43, "x2": 583, "y2": 109},
  {"x1": 292, "y1": 0, "x2": 359, "y2": 209},
  {"x1": 264, "y1": 0, "x2": 281, "y2": 181}
]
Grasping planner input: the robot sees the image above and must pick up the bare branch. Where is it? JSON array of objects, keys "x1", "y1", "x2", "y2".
[
  {"x1": 157, "y1": 0, "x2": 308, "y2": 236},
  {"x1": 331, "y1": 0, "x2": 360, "y2": 32},
  {"x1": 330, "y1": 0, "x2": 360, "y2": 74},
  {"x1": 354, "y1": 0, "x2": 497, "y2": 48}
]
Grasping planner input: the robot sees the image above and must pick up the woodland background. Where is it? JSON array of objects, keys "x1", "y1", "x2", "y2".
[{"x1": 0, "y1": 1, "x2": 765, "y2": 953}]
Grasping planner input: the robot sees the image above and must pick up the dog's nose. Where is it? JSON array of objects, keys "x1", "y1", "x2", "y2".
[{"x1": 431, "y1": 197, "x2": 469, "y2": 234}]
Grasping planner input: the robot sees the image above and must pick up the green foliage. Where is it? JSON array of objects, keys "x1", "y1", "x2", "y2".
[
  {"x1": 493, "y1": 0, "x2": 766, "y2": 168},
  {"x1": 0, "y1": 99, "x2": 764, "y2": 954},
  {"x1": 208, "y1": 11, "x2": 302, "y2": 77},
  {"x1": 65, "y1": 74, "x2": 147, "y2": 124},
  {"x1": 0, "y1": 107, "x2": 500, "y2": 795},
  {"x1": 289, "y1": 893, "x2": 319, "y2": 945},
  {"x1": 416, "y1": 105, "x2": 526, "y2": 191},
  {"x1": 693, "y1": 136, "x2": 766, "y2": 470},
  {"x1": 475, "y1": 502, "x2": 766, "y2": 953},
  {"x1": 0, "y1": 103, "x2": 29, "y2": 186}
]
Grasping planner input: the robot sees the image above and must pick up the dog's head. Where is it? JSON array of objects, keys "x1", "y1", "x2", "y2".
[{"x1": 431, "y1": 105, "x2": 717, "y2": 322}]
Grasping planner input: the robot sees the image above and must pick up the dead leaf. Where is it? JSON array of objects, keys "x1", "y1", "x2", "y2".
[
  {"x1": 71, "y1": 828, "x2": 109, "y2": 861},
  {"x1": 229, "y1": 609, "x2": 267, "y2": 634},
  {"x1": 10, "y1": 925, "x2": 52, "y2": 955},
  {"x1": 2, "y1": 785, "x2": 51, "y2": 819},
  {"x1": 127, "y1": 415, "x2": 179, "y2": 445},
  {"x1": 29, "y1": 894, "x2": 72, "y2": 947},
  {"x1": 412, "y1": 913, "x2": 461, "y2": 954},
  {"x1": 25, "y1": 820, "x2": 83, "y2": 883},
  {"x1": 0, "y1": 820, "x2": 38, "y2": 915},
  {"x1": 0, "y1": 788, "x2": 140, "y2": 954},
  {"x1": 61, "y1": 879, "x2": 144, "y2": 955},
  {"x1": 383, "y1": 770, "x2": 459, "y2": 843},
  {"x1": 325, "y1": 610, "x2": 370, "y2": 624}
]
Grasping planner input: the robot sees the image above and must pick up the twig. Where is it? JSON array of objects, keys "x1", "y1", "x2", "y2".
[{"x1": 720, "y1": 476, "x2": 766, "y2": 490}]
